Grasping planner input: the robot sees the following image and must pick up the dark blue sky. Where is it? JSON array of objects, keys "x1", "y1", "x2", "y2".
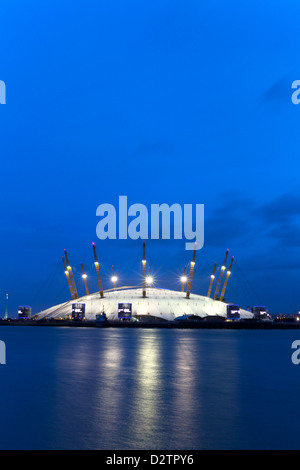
[{"x1": 1, "y1": 0, "x2": 300, "y2": 315}]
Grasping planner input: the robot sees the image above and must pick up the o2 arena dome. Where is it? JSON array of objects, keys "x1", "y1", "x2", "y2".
[
  {"x1": 37, "y1": 287, "x2": 253, "y2": 322},
  {"x1": 36, "y1": 243, "x2": 254, "y2": 322}
]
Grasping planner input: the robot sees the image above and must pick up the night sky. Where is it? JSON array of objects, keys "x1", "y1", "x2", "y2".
[{"x1": 1, "y1": 0, "x2": 300, "y2": 315}]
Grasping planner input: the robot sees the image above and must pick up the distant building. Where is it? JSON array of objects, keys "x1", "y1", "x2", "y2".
[{"x1": 18, "y1": 306, "x2": 32, "y2": 319}]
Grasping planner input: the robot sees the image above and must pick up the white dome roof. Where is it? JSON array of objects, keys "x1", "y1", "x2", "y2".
[{"x1": 37, "y1": 287, "x2": 253, "y2": 321}]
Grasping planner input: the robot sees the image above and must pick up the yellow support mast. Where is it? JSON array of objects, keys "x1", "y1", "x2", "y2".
[
  {"x1": 186, "y1": 243, "x2": 197, "y2": 299},
  {"x1": 207, "y1": 262, "x2": 217, "y2": 298},
  {"x1": 112, "y1": 265, "x2": 117, "y2": 290},
  {"x1": 147, "y1": 267, "x2": 153, "y2": 286},
  {"x1": 142, "y1": 241, "x2": 147, "y2": 298},
  {"x1": 181, "y1": 266, "x2": 187, "y2": 293},
  {"x1": 92, "y1": 243, "x2": 104, "y2": 298},
  {"x1": 81, "y1": 263, "x2": 90, "y2": 296},
  {"x1": 220, "y1": 256, "x2": 234, "y2": 302},
  {"x1": 62, "y1": 257, "x2": 75, "y2": 300},
  {"x1": 214, "y1": 249, "x2": 229, "y2": 300},
  {"x1": 64, "y1": 250, "x2": 79, "y2": 300}
]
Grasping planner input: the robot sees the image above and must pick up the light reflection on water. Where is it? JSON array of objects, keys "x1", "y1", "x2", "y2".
[{"x1": 0, "y1": 327, "x2": 300, "y2": 449}]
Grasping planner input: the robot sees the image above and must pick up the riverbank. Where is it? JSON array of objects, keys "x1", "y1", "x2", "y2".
[{"x1": 1, "y1": 319, "x2": 300, "y2": 329}]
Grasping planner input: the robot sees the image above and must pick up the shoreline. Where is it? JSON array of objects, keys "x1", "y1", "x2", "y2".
[{"x1": 1, "y1": 319, "x2": 300, "y2": 329}]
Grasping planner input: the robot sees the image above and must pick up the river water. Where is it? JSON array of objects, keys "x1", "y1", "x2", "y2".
[{"x1": 0, "y1": 326, "x2": 299, "y2": 450}]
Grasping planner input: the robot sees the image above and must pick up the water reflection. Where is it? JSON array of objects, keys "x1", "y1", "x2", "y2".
[
  {"x1": 2, "y1": 327, "x2": 300, "y2": 449},
  {"x1": 18, "y1": 329, "x2": 255, "y2": 449},
  {"x1": 127, "y1": 332, "x2": 162, "y2": 447}
]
